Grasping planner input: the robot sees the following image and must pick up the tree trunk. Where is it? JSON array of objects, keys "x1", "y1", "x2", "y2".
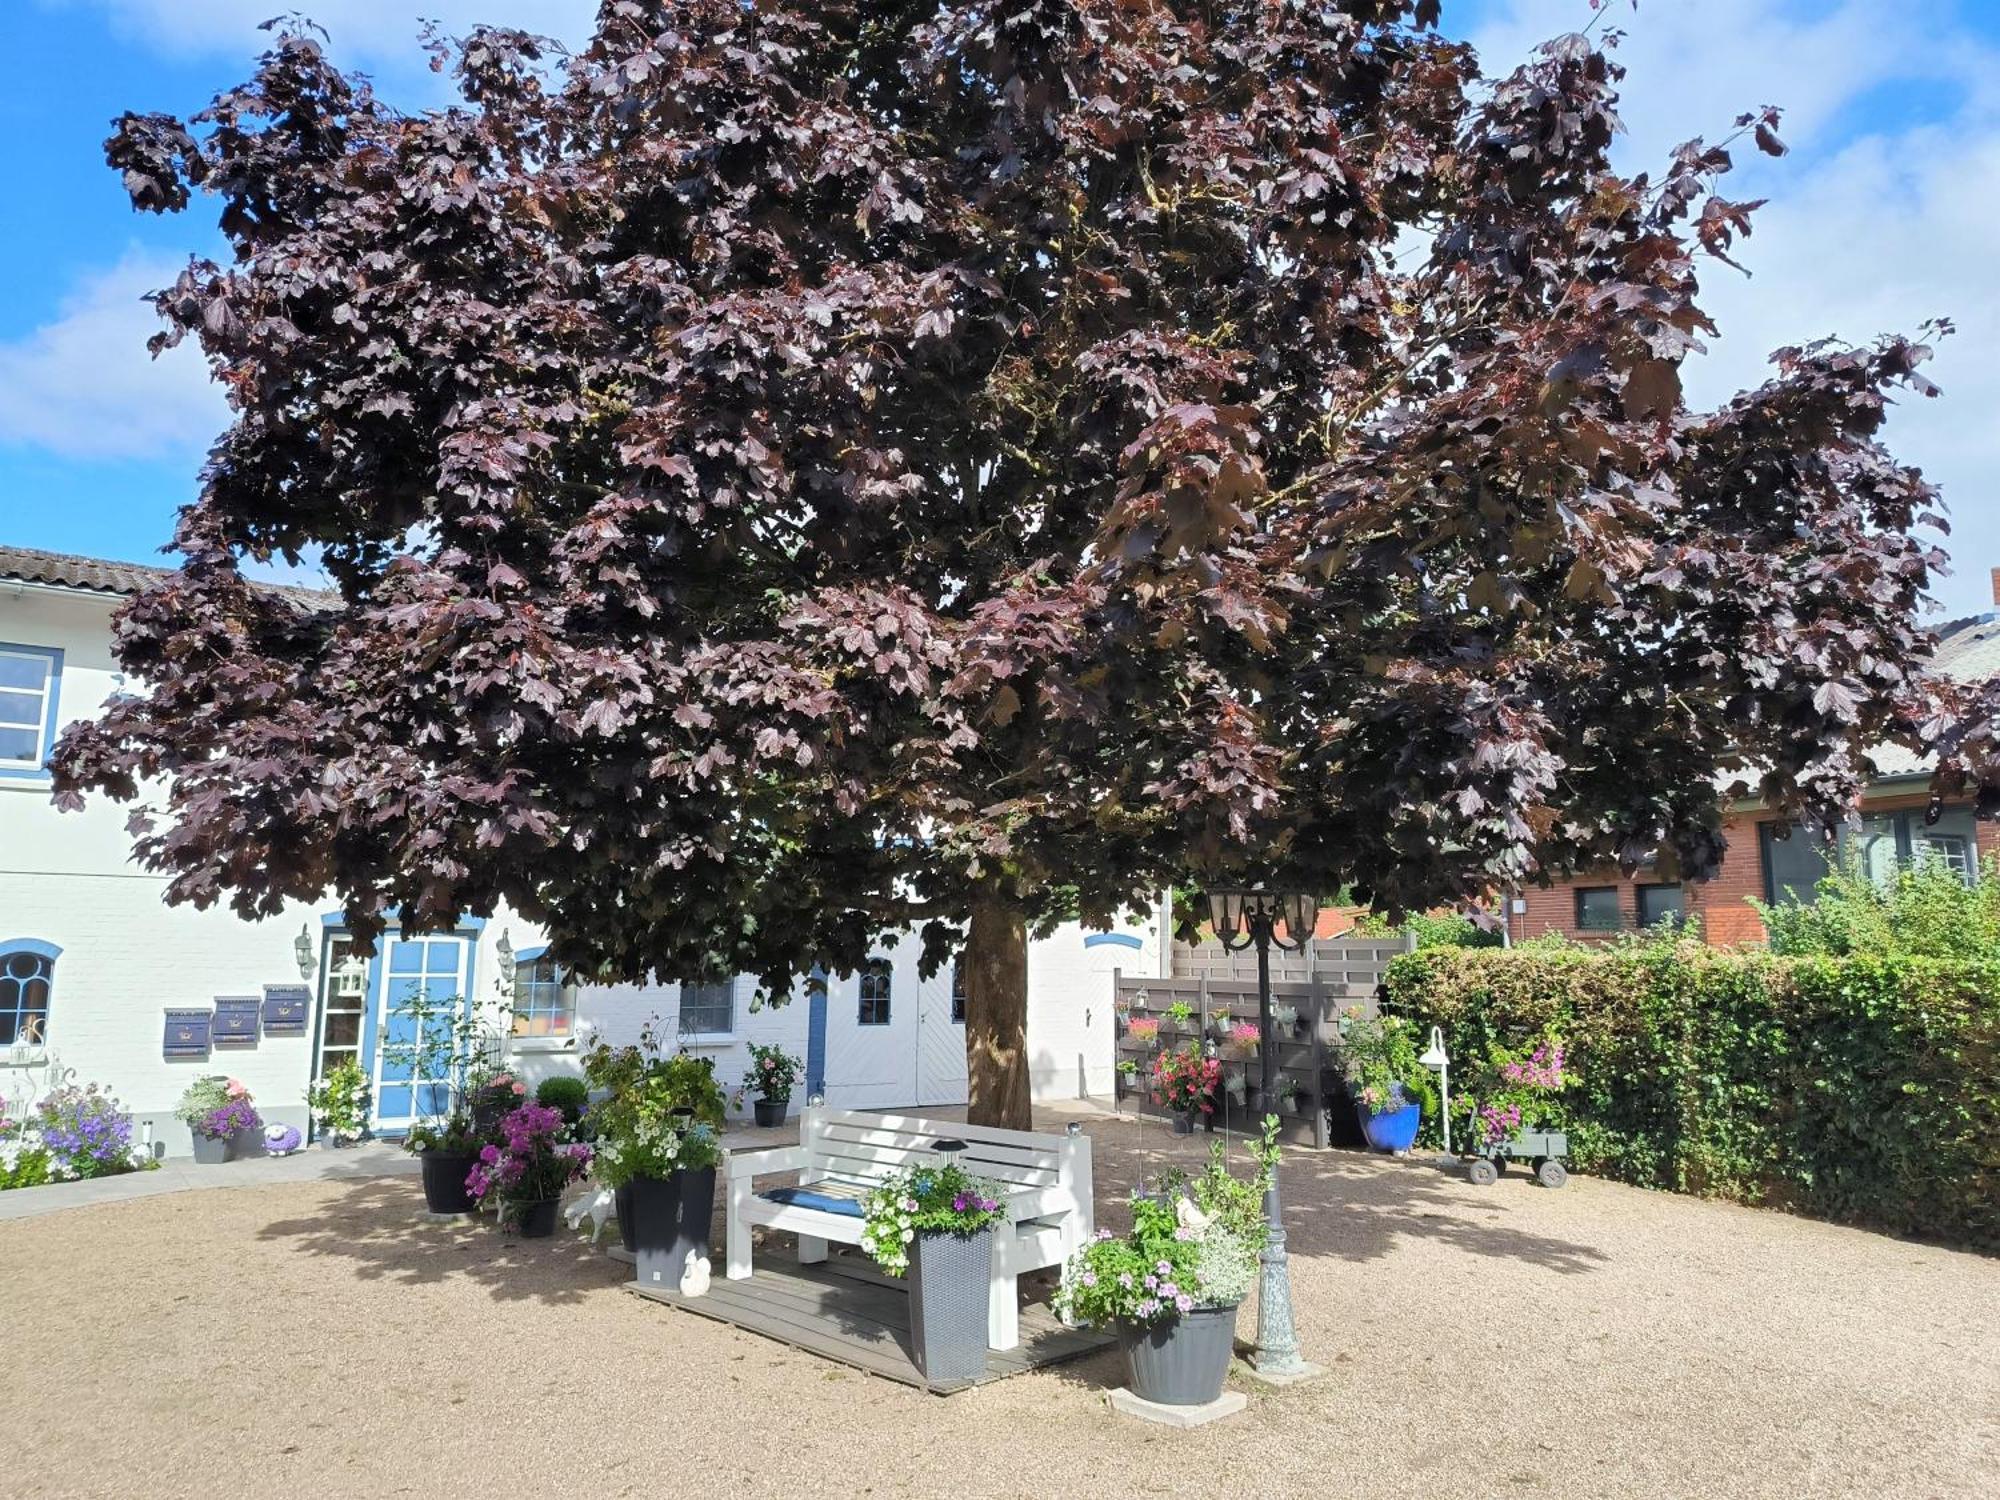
[{"x1": 964, "y1": 889, "x2": 1032, "y2": 1130}]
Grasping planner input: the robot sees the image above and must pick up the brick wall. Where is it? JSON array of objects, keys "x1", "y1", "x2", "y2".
[{"x1": 1511, "y1": 793, "x2": 1999, "y2": 948}]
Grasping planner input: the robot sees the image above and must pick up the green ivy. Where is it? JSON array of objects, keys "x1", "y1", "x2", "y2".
[{"x1": 1384, "y1": 943, "x2": 2000, "y2": 1248}]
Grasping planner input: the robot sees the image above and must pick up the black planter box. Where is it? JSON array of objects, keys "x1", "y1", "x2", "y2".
[
  {"x1": 630, "y1": 1167, "x2": 717, "y2": 1289},
  {"x1": 419, "y1": 1149, "x2": 478, "y2": 1214}
]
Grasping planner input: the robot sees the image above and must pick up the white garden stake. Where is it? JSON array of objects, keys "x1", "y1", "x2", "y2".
[{"x1": 1419, "y1": 1027, "x2": 1451, "y2": 1160}]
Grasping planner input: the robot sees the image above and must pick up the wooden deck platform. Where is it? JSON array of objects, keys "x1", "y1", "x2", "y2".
[{"x1": 622, "y1": 1244, "x2": 1111, "y2": 1394}]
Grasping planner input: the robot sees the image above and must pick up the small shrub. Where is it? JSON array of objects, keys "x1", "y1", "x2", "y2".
[
  {"x1": 535, "y1": 1075, "x2": 590, "y2": 1124},
  {"x1": 38, "y1": 1083, "x2": 140, "y2": 1180},
  {"x1": 1, "y1": 1146, "x2": 53, "y2": 1191}
]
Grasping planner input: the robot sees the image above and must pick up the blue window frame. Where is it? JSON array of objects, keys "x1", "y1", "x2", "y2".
[
  {"x1": 0, "y1": 643, "x2": 63, "y2": 779},
  {"x1": 0, "y1": 938, "x2": 60, "y2": 1048}
]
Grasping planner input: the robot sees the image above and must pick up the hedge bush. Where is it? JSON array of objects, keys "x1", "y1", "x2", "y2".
[{"x1": 1383, "y1": 942, "x2": 2000, "y2": 1248}]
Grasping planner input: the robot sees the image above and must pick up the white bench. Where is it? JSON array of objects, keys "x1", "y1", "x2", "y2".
[{"x1": 724, "y1": 1106, "x2": 1094, "y2": 1351}]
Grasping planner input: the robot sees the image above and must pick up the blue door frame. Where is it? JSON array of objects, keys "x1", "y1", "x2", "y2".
[{"x1": 320, "y1": 915, "x2": 485, "y2": 1136}]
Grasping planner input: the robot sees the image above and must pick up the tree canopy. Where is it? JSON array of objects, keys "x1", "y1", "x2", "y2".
[{"x1": 55, "y1": 2, "x2": 1971, "y2": 1124}]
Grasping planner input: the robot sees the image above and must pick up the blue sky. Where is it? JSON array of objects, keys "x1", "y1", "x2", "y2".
[{"x1": 2, "y1": 0, "x2": 1997, "y2": 620}]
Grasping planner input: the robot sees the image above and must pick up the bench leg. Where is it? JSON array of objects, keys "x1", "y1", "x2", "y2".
[
  {"x1": 988, "y1": 1270, "x2": 1020, "y2": 1351},
  {"x1": 726, "y1": 1178, "x2": 753, "y2": 1281},
  {"x1": 797, "y1": 1234, "x2": 828, "y2": 1266}
]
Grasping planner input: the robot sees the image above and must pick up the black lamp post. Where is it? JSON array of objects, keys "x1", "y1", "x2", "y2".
[{"x1": 1205, "y1": 885, "x2": 1322, "y2": 1384}]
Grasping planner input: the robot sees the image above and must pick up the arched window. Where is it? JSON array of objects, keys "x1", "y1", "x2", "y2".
[
  {"x1": 511, "y1": 949, "x2": 576, "y2": 1038},
  {"x1": 858, "y1": 958, "x2": 893, "y2": 1026},
  {"x1": 0, "y1": 939, "x2": 59, "y2": 1048}
]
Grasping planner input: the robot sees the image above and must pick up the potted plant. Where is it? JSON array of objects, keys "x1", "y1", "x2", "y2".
[
  {"x1": 1056, "y1": 1131, "x2": 1273, "y2": 1405},
  {"x1": 1279, "y1": 1078, "x2": 1304, "y2": 1116},
  {"x1": 1337, "y1": 1007, "x2": 1437, "y2": 1154},
  {"x1": 1221, "y1": 1070, "x2": 1248, "y2": 1115},
  {"x1": 594, "y1": 1053, "x2": 729, "y2": 1284},
  {"x1": 177, "y1": 1076, "x2": 261, "y2": 1164},
  {"x1": 408, "y1": 1113, "x2": 483, "y2": 1213},
  {"x1": 1114, "y1": 1057, "x2": 1140, "y2": 1101},
  {"x1": 1164, "y1": 999, "x2": 1196, "y2": 1036},
  {"x1": 859, "y1": 1154, "x2": 1006, "y2": 1385},
  {"x1": 1152, "y1": 1043, "x2": 1220, "y2": 1135},
  {"x1": 743, "y1": 1042, "x2": 801, "y2": 1127},
  {"x1": 468, "y1": 1067, "x2": 529, "y2": 1135},
  {"x1": 1126, "y1": 1016, "x2": 1160, "y2": 1047},
  {"x1": 306, "y1": 1057, "x2": 371, "y2": 1147},
  {"x1": 466, "y1": 1102, "x2": 592, "y2": 1236},
  {"x1": 1228, "y1": 1020, "x2": 1262, "y2": 1056}
]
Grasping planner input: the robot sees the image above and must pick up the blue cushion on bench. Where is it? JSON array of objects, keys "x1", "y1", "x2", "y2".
[{"x1": 760, "y1": 1184, "x2": 867, "y2": 1218}]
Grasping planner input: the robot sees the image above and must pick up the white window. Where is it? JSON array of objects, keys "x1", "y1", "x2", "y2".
[
  {"x1": 511, "y1": 951, "x2": 576, "y2": 1039},
  {"x1": 0, "y1": 645, "x2": 61, "y2": 776},
  {"x1": 679, "y1": 980, "x2": 734, "y2": 1037}
]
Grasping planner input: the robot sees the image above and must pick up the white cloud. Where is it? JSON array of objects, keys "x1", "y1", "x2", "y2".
[
  {"x1": 1464, "y1": 0, "x2": 2000, "y2": 621},
  {"x1": 43, "y1": 1, "x2": 598, "y2": 70},
  {"x1": 0, "y1": 251, "x2": 227, "y2": 462}
]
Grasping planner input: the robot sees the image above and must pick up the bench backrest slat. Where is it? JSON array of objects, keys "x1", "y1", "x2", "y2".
[{"x1": 801, "y1": 1108, "x2": 1073, "y2": 1194}]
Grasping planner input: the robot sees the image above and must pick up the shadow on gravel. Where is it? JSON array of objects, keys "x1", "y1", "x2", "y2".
[
  {"x1": 256, "y1": 1176, "x2": 625, "y2": 1305},
  {"x1": 1081, "y1": 1118, "x2": 1609, "y2": 1277}
]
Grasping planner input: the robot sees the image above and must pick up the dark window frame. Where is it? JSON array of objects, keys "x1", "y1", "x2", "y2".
[
  {"x1": 858, "y1": 958, "x2": 893, "y2": 1026},
  {"x1": 1637, "y1": 882, "x2": 1684, "y2": 928},
  {"x1": 678, "y1": 979, "x2": 735, "y2": 1037},
  {"x1": 949, "y1": 958, "x2": 966, "y2": 1025},
  {"x1": 1574, "y1": 886, "x2": 1623, "y2": 933},
  {"x1": 1759, "y1": 808, "x2": 1980, "y2": 906}
]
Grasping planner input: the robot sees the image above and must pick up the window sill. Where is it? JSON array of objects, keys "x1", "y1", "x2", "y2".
[
  {"x1": 678, "y1": 1033, "x2": 739, "y2": 1049},
  {"x1": 0, "y1": 1047, "x2": 49, "y2": 1068},
  {"x1": 508, "y1": 1037, "x2": 578, "y2": 1054},
  {"x1": 0, "y1": 776, "x2": 53, "y2": 794}
]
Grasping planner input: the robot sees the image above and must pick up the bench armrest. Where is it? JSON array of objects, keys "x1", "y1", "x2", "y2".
[
  {"x1": 1003, "y1": 1185, "x2": 1079, "y2": 1224},
  {"x1": 726, "y1": 1145, "x2": 807, "y2": 1180}
]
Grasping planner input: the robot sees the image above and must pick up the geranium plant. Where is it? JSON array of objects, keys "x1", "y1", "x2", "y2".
[
  {"x1": 744, "y1": 1042, "x2": 802, "y2": 1104},
  {"x1": 859, "y1": 1161, "x2": 1006, "y2": 1277},
  {"x1": 466, "y1": 1103, "x2": 591, "y2": 1212},
  {"x1": 1337, "y1": 1008, "x2": 1438, "y2": 1118},
  {"x1": 1126, "y1": 1017, "x2": 1160, "y2": 1044},
  {"x1": 1153, "y1": 1044, "x2": 1221, "y2": 1122}
]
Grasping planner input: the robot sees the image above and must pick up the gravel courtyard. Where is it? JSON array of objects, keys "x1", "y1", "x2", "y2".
[{"x1": 3, "y1": 1104, "x2": 1994, "y2": 1500}]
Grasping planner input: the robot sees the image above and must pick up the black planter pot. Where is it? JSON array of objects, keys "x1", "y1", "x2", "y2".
[
  {"x1": 1170, "y1": 1113, "x2": 1194, "y2": 1136},
  {"x1": 615, "y1": 1183, "x2": 637, "y2": 1254},
  {"x1": 1116, "y1": 1303, "x2": 1240, "y2": 1405},
  {"x1": 419, "y1": 1149, "x2": 478, "y2": 1214},
  {"x1": 629, "y1": 1166, "x2": 718, "y2": 1289},
  {"x1": 190, "y1": 1131, "x2": 231, "y2": 1165},
  {"x1": 908, "y1": 1227, "x2": 993, "y2": 1385},
  {"x1": 753, "y1": 1097, "x2": 788, "y2": 1128},
  {"x1": 514, "y1": 1198, "x2": 560, "y2": 1238},
  {"x1": 472, "y1": 1094, "x2": 506, "y2": 1137}
]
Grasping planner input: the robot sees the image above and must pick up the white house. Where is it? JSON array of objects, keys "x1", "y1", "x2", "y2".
[{"x1": 0, "y1": 545, "x2": 1167, "y2": 1156}]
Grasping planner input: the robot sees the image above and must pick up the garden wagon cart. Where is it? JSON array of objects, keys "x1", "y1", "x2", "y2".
[{"x1": 1464, "y1": 1129, "x2": 1569, "y2": 1189}]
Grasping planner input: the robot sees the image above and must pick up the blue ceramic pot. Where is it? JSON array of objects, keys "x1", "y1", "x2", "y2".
[{"x1": 1356, "y1": 1095, "x2": 1423, "y2": 1153}]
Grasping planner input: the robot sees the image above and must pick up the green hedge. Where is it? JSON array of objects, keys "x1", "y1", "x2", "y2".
[{"x1": 1382, "y1": 944, "x2": 2000, "y2": 1248}]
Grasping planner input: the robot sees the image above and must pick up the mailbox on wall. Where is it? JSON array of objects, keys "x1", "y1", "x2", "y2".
[
  {"x1": 262, "y1": 985, "x2": 311, "y2": 1037},
  {"x1": 212, "y1": 996, "x2": 261, "y2": 1049},
  {"x1": 162, "y1": 1008, "x2": 212, "y2": 1060}
]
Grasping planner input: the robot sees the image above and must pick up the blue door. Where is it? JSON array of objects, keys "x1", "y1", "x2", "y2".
[{"x1": 349, "y1": 931, "x2": 478, "y2": 1137}]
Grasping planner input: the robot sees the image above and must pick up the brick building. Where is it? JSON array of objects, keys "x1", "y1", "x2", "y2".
[{"x1": 1506, "y1": 604, "x2": 2000, "y2": 948}]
